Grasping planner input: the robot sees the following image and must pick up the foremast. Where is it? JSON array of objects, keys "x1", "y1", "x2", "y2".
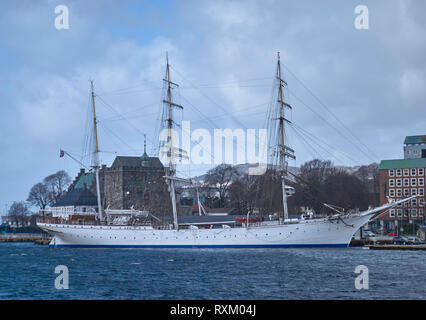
[
  {"x1": 276, "y1": 52, "x2": 295, "y2": 221},
  {"x1": 162, "y1": 53, "x2": 184, "y2": 230},
  {"x1": 90, "y1": 81, "x2": 103, "y2": 221}
]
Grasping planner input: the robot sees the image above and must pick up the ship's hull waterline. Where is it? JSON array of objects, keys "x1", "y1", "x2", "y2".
[{"x1": 37, "y1": 213, "x2": 373, "y2": 248}]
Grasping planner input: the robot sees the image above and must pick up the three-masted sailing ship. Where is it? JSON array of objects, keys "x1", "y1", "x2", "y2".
[{"x1": 37, "y1": 54, "x2": 414, "y2": 248}]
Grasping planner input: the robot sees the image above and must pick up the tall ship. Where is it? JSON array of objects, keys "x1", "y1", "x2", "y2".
[{"x1": 37, "y1": 54, "x2": 414, "y2": 248}]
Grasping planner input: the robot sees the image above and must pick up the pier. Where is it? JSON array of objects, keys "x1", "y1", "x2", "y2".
[
  {"x1": 0, "y1": 233, "x2": 51, "y2": 244},
  {"x1": 365, "y1": 244, "x2": 426, "y2": 250}
]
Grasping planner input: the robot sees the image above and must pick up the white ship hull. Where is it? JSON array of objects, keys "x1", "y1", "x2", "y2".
[{"x1": 37, "y1": 212, "x2": 374, "y2": 248}]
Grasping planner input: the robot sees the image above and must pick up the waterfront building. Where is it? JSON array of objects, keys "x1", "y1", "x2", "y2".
[
  {"x1": 403, "y1": 135, "x2": 426, "y2": 159},
  {"x1": 49, "y1": 187, "x2": 98, "y2": 219},
  {"x1": 67, "y1": 153, "x2": 171, "y2": 217},
  {"x1": 378, "y1": 135, "x2": 426, "y2": 229}
]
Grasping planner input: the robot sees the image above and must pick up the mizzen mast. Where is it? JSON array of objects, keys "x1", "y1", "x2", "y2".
[
  {"x1": 91, "y1": 80, "x2": 103, "y2": 221},
  {"x1": 162, "y1": 53, "x2": 184, "y2": 230},
  {"x1": 276, "y1": 52, "x2": 295, "y2": 221}
]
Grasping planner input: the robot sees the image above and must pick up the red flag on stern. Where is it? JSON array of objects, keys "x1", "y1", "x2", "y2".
[{"x1": 60, "y1": 150, "x2": 65, "y2": 158}]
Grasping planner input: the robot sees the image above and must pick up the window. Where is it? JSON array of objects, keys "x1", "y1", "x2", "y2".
[
  {"x1": 403, "y1": 169, "x2": 409, "y2": 176},
  {"x1": 411, "y1": 178, "x2": 417, "y2": 186},
  {"x1": 411, "y1": 209, "x2": 417, "y2": 217},
  {"x1": 419, "y1": 188, "x2": 424, "y2": 196},
  {"x1": 389, "y1": 189, "x2": 395, "y2": 197},
  {"x1": 397, "y1": 189, "x2": 402, "y2": 197},
  {"x1": 396, "y1": 169, "x2": 402, "y2": 177},
  {"x1": 411, "y1": 189, "x2": 417, "y2": 196},
  {"x1": 404, "y1": 189, "x2": 410, "y2": 197},
  {"x1": 419, "y1": 168, "x2": 424, "y2": 176},
  {"x1": 404, "y1": 209, "x2": 409, "y2": 217},
  {"x1": 419, "y1": 198, "x2": 424, "y2": 207},
  {"x1": 411, "y1": 168, "x2": 417, "y2": 176},
  {"x1": 389, "y1": 179, "x2": 395, "y2": 187},
  {"x1": 396, "y1": 179, "x2": 402, "y2": 187},
  {"x1": 419, "y1": 208, "x2": 424, "y2": 216},
  {"x1": 389, "y1": 209, "x2": 395, "y2": 217},
  {"x1": 397, "y1": 209, "x2": 402, "y2": 217},
  {"x1": 419, "y1": 178, "x2": 424, "y2": 186},
  {"x1": 412, "y1": 198, "x2": 417, "y2": 206},
  {"x1": 389, "y1": 169, "x2": 395, "y2": 177},
  {"x1": 404, "y1": 178, "x2": 409, "y2": 187}
]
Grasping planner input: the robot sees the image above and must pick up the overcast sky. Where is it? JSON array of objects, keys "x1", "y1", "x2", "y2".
[{"x1": 1, "y1": 0, "x2": 425, "y2": 213}]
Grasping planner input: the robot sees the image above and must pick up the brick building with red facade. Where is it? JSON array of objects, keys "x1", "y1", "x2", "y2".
[{"x1": 378, "y1": 135, "x2": 426, "y2": 228}]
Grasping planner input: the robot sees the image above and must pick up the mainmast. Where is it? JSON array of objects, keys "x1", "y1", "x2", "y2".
[
  {"x1": 91, "y1": 80, "x2": 103, "y2": 221},
  {"x1": 162, "y1": 53, "x2": 183, "y2": 230},
  {"x1": 276, "y1": 52, "x2": 295, "y2": 221}
]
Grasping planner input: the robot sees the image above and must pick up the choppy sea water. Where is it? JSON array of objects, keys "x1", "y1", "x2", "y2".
[{"x1": 0, "y1": 243, "x2": 424, "y2": 300}]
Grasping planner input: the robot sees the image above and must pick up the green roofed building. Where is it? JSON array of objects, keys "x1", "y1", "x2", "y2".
[
  {"x1": 403, "y1": 135, "x2": 426, "y2": 159},
  {"x1": 67, "y1": 153, "x2": 171, "y2": 217},
  {"x1": 378, "y1": 136, "x2": 426, "y2": 226},
  {"x1": 378, "y1": 158, "x2": 426, "y2": 170}
]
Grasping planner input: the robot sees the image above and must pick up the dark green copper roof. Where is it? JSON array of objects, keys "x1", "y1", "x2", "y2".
[
  {"x1": 141, "y1": 152, "x2": 149, "y2": 163},
  {"x1": 379, "y1": 158, "x2": 426, "y2": 170},
  {"x1": 404, "y1": 135, "x2": 426, "y2": 145},
  {"x1": 74, "y1": 172, "x2": 95, "y2": 189},
  {"x1": 53, "y1": 188, "x2": 97, "y2": 207}
]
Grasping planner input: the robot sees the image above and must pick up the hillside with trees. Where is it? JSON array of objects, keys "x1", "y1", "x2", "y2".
[{"x1": 202, "y1": 159, "x2": 379, "y2": 216}]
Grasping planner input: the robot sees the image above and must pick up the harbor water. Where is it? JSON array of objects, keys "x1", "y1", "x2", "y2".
[{"x1": 0, "y1": 243, "x2": 424, "y2": 300}]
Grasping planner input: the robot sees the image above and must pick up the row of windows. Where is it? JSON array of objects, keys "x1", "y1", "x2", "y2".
[
  {"x1": 389, "y1": 197, "x2": 425, "y2": 207},
  {"x1": 389, "y1": 188, "x2": 425, "y2": 197},
  {"x1": 389, "y1": 178, "x2": 424, "y2": 187},
  {"x1": 389, "y1": 208, "x2": 424, "y2": 217},
  {"x1": 406, "y1": 149, "x2": 424, "y2": 156},
  {"x1": 389, "y1": 168, "x2": 425, "y2": 177}
]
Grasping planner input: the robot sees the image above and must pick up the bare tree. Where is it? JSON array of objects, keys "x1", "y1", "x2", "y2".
[
  {"x1": 324, "y1": 170, "x2": 370, "y2": 210},
  {"x1": 43, "y1": 170, "x2": 71, "y2": 204},
  {"x1": 27, "y1": 182, "x2": 50, "y2": 210},
  {"x1": 253, "y1": 169, "x2": 283, "y2": 216},
  {"x1": 8, "y1": 201, "x2": 31, "y2": 226},
  {"x1": 204, "y1": 164, "x2": 239, "y2": 207},
  {"x1": 228, "y1": 173, "x2": 258, "y2": 214},
  {"x1": 293, "y1": 159, "x2": 335, "y2": 213}
]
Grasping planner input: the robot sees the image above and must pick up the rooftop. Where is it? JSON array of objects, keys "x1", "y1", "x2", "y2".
[
  {"x1": 74, "y1": 172, "x2": 95, "y2": 189},
  {"x1": 53, "y1": 188, "x2": 98, "y2": 207},
  {"x1": 404, "y1": 135, "x2": 426, "y2": 145},
  {"x1": 378, "y1": 158, "x2": 426, "y2": 170},
  {"x1": 111, "y1": 156, "x2": 163, "y2": 169}
]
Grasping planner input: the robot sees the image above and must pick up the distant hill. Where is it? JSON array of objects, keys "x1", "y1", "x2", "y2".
[
  {"x1": 190, "y1": 162, "x2": 377, "y2": 182},
  {"x1": 190, "y1": 163, "x2": 300, "y2": 182},
  {"x1": 335, "y1": 163, "x2": 378, "y2": 180}
]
